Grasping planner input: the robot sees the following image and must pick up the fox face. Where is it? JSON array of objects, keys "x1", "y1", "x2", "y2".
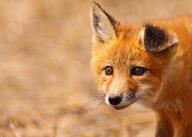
[{"x1": 90, "y1": 2, "x2": 178, "y2": 109}]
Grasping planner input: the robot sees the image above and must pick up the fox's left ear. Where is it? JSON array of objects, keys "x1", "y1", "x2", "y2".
[
  {"x1": 90, "y1": 2, "x2": 119, "y2": 43},
  {"x1": 139, "y1": 24, "x2": 179, "y2": 53}
]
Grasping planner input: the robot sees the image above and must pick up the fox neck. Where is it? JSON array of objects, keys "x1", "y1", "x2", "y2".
[
  {"x1": 154, "y1": 51, "x2": 192, "y2": 136},
  {"x1": 156, "y1": 50, "x2": 191, "y2": 107}
]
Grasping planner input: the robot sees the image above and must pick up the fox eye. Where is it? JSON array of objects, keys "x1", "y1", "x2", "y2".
[
  {"x1": 105, "y1": 66, "x2": 113, "y2": 76},
  {"x1": 130, "y1": 67, "x2": 146, "y2": 76}
]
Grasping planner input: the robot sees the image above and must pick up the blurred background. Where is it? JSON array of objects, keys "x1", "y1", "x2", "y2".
[{"x1": 0, "y1": 0, "x2": 192, "y2": 137}]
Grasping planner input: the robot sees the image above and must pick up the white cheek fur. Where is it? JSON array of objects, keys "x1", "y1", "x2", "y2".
[
  {"x1": 102, "y1": 84, "x2": 106, "y2": 93},
  {"x1": 135, "y1": 84, "x2": 152, "y2": 97},
  {"x1": 105, "y1": 93, "x2": 110, "y2": 105}
]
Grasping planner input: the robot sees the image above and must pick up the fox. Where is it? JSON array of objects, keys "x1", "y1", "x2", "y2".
[{"x1": 90, "y1": 2, "x2": 192, "y2": 137}]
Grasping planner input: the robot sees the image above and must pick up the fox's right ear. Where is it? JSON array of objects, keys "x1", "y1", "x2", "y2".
[{"x1": 90, "y1": 2, "x2": 119, "y2": 43}]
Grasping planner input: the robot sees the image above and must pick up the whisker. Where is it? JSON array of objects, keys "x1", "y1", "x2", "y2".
[
  {"x1": 139, "y1": 91, "x2": 155, "y2": 102},
  {"x1": 85, "y1": 91, "x2": 105, "y2": 109}
]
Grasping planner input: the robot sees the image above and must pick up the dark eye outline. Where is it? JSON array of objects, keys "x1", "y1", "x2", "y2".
[
  {"x1": 130, "y1": 66, "x2": 146, "y2": 76},
  {"x1": 104, "y1": 66, "x2": 113, "y2": 76}
]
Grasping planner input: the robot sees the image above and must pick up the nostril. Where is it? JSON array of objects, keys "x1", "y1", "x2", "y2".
[{"x1": 108, "y1": 96, "x2": 122, "y2": 105}]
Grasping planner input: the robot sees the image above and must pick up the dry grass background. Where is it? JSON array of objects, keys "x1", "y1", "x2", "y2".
[{"x1": 0, "y1": 0, "x2": 192, "y2": 137}]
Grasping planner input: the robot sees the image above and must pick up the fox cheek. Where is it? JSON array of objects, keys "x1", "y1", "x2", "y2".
[{"x1": 102, "y1": 85, "x2": 107, "y2": 93}]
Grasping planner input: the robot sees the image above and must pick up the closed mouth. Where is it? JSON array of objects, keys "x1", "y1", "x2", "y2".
[{"x1": 112, "y1": 93, "x2": 140, "y2": 110}]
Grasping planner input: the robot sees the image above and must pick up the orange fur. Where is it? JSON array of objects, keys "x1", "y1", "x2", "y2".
[{"x1": 90, "y1": 3, "x2": 192, "y2": 137}]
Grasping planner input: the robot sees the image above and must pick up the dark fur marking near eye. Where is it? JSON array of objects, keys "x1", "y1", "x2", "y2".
[{"x1": 144, "y1": 24, "x2": 168, "y2": 52}]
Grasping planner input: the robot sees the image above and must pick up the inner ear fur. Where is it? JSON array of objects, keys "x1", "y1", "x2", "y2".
[{"x1": 139, "y1": 24, "x2": 179, "y2": 53}]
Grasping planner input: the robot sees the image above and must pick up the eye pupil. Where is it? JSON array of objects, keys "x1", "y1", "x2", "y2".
[
  {"x1": 105, "y1": 66, "x2": 113, "y2": 76},
  {"x1": 131, "y1": 67, "x2": 146, "y2": 76}
]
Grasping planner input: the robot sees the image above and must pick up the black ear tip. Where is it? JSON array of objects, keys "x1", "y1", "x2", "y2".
[
  {"x1": 91, "y1": 1, "x2": 102, "y2": 9},
  {"x1": 144, "y1": 24, "x2": 167, "y2": 52},
  {"x1": 91, "y1": 0, "x2": 98, "y2": 5},
  {"x1": 145, "y1": 25, "x2": 153, "y2": 35},
  {"x1": 145, "y1": 25, "x2": 164, "y2": 39}
]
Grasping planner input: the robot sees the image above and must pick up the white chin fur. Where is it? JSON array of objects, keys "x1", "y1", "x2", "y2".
[
  {"x1": 135, "y1": 85, "x2": 152, "y2": 97},
  {"x1": 136, "y1": 84, "x2": 155, "y2": 108}
]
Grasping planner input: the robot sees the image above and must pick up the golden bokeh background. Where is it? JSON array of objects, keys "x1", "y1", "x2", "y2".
[{"x1": 0, "y1": 0, "x2": 192, "y2": 137}]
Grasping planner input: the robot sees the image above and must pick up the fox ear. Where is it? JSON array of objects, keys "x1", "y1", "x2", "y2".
[
  {"x1": 90, "y1": 2, "x2": 119, "y2": 43},
  {"x1": 139, "y1": 24, "x2": 179, "y2": 53}
]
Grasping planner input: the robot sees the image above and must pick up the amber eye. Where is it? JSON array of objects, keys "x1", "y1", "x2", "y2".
[
  {"x1": 105, "y1": 66, "x2": 113, "y2": 76},
  {"x1": 130, "y1": 67, "x2": 146, "y2": 76}
]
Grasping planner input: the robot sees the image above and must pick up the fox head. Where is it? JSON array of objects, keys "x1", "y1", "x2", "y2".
[{"x1": 90, "y1": 2, "x2": 179, "y2": 109}]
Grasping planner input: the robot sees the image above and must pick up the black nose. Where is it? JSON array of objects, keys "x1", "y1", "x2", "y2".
[{"x1": 108, "y1": 96, "x2": 122, "y2": 105}]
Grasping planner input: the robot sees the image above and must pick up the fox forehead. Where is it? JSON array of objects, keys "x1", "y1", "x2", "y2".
[{"x1": 93, "y1": 24, "x2": 159, "y2": 70}]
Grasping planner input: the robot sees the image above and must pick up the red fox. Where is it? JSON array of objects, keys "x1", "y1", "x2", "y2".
[{"x1": 90, "y1": 2, "x2": 192, "y2": 137}]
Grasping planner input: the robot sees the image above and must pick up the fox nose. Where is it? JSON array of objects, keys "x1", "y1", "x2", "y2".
[{"x1": 108, "y1": 96, "x2": 122, "y2": 105}]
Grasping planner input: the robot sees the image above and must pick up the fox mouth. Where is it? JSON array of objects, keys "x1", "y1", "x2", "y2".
[
  {"x1": 108, "y1": 92, "x2": 140, "y2": 110},
  {"x1": 114, "y1": 96, "x2": 140, "y2": 110}
]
